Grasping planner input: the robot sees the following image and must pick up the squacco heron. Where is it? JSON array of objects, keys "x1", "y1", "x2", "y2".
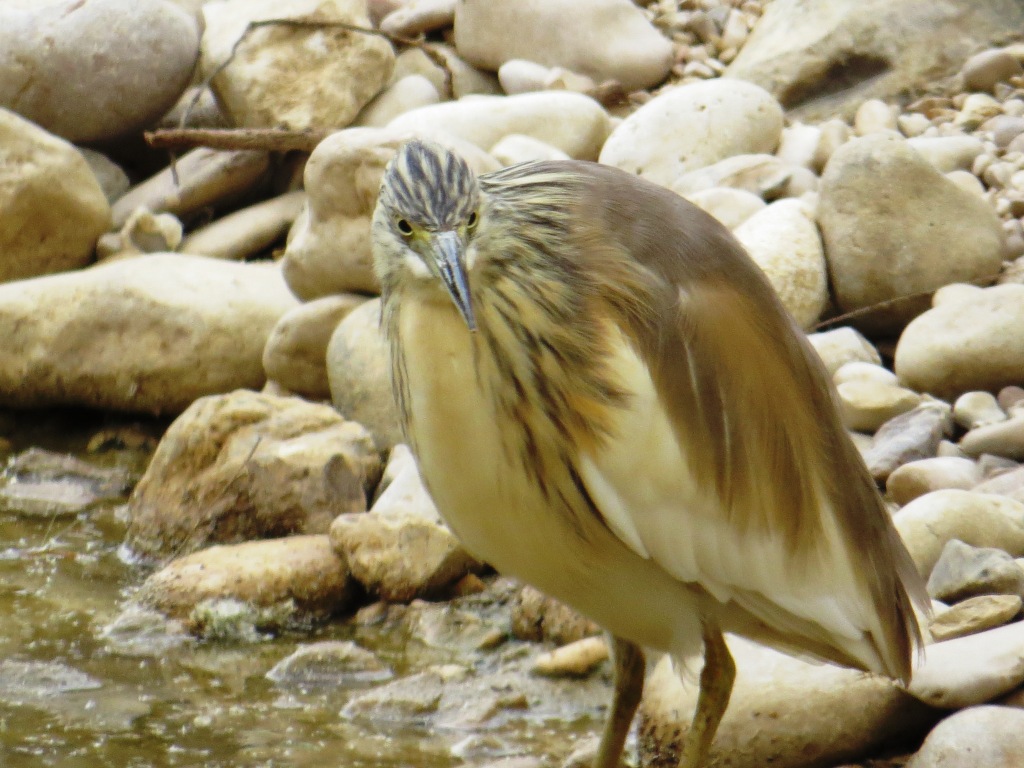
[{"x1": 371, "y1": 139, "x2": 928, "y2": 767}]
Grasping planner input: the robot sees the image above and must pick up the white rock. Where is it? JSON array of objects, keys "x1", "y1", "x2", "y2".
[
  {"x1": 353, "y1": 75, "x2": 440, "y2": 128},
  {"x1": 454, "y1": 0, "x2": 672, "y2": 92},
  {"x1": 944, "y1": 169, "x2": 986, "y2": 197},
  {"x1": 837, "y1": 381, "x2": 923, "y2": 433},
  {"x1": 833, "y1": 361, "x2": 899, "y2": 387},
  {"x1": 906, "y1": 705, "x2": 1024, "y2": 768},
  {"x1": 683, "y1": 187, "x2": 765, "y2": 230},
  {"x1": 0, "y1": 254, "x2": 298, "y2": 414},
  {"x1": 181, "y1": 190, "x2": 306, "y2": 261},
  {"x1": 960, "y1": 416, "x2": 1024, "y2": 461},
  {"x1": 907, "y1": 135, "x2": 986, "y2": 173},
  {"x1": 200, "y1": 0, "x2": 394, "y2": 130},
  {"x1": 670, "y1": 154, "x2": 792, "y2": 198},
  {"x1": 895, "y1": 284, "x2": 1024, "y2": 400},
  {"x1": 893, "y1": 490, "x2": 1024, "y2": 577},
  {"x1": 379, "y1": 0, "x2": 455, "y2": 37},
  {"x1": 0, "y1": 0, "x2": 200, "y2": 142},
  {"x1": 854, "y1": 99, "x2": 897, "y2": 135},
  {"x1": 599, "y1": 79, "x2": 784, "y2": 188},
  {"x1": 954, "y1": 391, "x2": 1008, "y2": 430},
  {"x1": 498, "y1": 59, "x2": 554, "y2": 95},
  {"x1": 733, "y1": 199, "x2": 828, "y2": 329},
  {"x1": 818, "y1": 132, "x2": 1004, "y2": 334},
  {"x1": 775, "y1": 122, "x2": 822, "y2": 169},
  {"x1": 909, "y1": 622, "x2": 1024, "y2": 709},
  {"x1": 78, "y1": 148, "x2": 130, "y2": 204},
  {"x1": 806, "y1": 327, "x2": 881, "y2": 376},
  {"x1": 282, "y1": 127, "x2": 497, "y2": 300},
  {"x1": 490, "y1": 135, "x2": 570, "y2": 166},
  {"x1": 886, "y1": 457, "x2": 984, "y2": 506},
  {"x1": 388, "y1": 91, "x2": 611, "y2": 160},
  {"x1": 0, "y1": 109, "x2": 110, "y2": 282}
]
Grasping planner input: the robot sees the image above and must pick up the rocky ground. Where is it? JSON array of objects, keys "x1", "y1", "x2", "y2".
[{"x1": 3, "y1": 0, "x2": 1024, "y2": 766}]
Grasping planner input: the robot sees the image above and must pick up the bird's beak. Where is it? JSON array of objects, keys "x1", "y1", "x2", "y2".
[{"x1": 431, "y1": 230, "x2": 476, "y2": 331}]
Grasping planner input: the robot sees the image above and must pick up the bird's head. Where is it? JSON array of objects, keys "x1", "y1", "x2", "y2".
[{"x1": 372, "y1": 139, "x2": 482, "y2": 330}]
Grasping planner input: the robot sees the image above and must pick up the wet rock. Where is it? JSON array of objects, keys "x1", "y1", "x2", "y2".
[
  {"x1": 532, "y1": 637, "x2": 609, "y2": 678},
  {"x1": 329, "y1": 449, "x2": 479, "y2": 601},
  {"x1": 200, "y1": 0, "x2": 394, "y2": 131},
  {"x1": 638, "y1": 636, "x2": 934, "y2": 768},
  {"x1": 511, "y1": 586, "x2": 600, "y2": 646},
  {"x1": 837, "y1": 381, "x2": 923, "y2": 433},
  {"x1": 896, "y1": 284, "x2": 1024, "y2": 400},
  {"x1": 0, "y1": 448, "x2": 134, "y2": 517},
  {"x1": 453, "y1": 0, "x2": 672, "y2": 92},
  {"x1": 0, "y1": 109, "x2": 110, "y2": 283},
  {"x1": 388, "y1": 91, "x2": 611, "y2": 160},
  {"x1": 864, "y1": 402, "x2": 954, "y2": 483},
  {"x1": 886, "y1": 457, "x2": 983, "y2": 506},
  {"x1": 112, "y1": 148, "x2": 270, "y2": 229},
  {"x1": 905, "y1": 705, "x2": 1024, "y2": 768},
  {"x1": 893, "y1": 490, "x2": 1024, "y2": 577},
  {"x1": 266, "y1": 640, "x2": 392, "y2": 686},
  {"x1": 181, "y1": 191, "x2": 306, "y2": 261},
  {"x1": 929, "y1": 594, "x2": 1022, "y2": 642},
  {"x1": 909, "y1": 621, "x2": 1024, "y2": 709},
  {"x1": 683, "y1": 187, "x2": 765, "y2": 230},
  {"x1": 818, "y1": 133, "x2": 1004, "y2": 334},
  {"x1": 135, "y1": 534, "x2": 352, "y2": 633},
  {"x1": 128, "y1": 390, "x2": 379, "y2": 559},
  {"x1": 806, "y1": 327, "x2": 881, "y2": 376},
  {"x1": 0, "y1": 659, "x2": 101, "y2": 699},
  {"x1": 263, "y1": 293, "x2": 368, "y2": 400},
  {"x1": 733, "y1": 199, "x2": 827, "y2": 329},
  {"x1": 282, "y1": 127, "x2": 497, "y2": 300},
  {"x1": 0, "y1": 255, "x2": 297, "y2": 414},
  {"x1": 0, "y1": 0, "x2": 200, "y2": 142},
  {"x1": 725, "y1": 0, "x2": 1024, "y2": 119},
  {"x1": 926, "y1": 539, "x2": 1024, "y2": 602},
  {"x1": 953, "y1": 391, "x2": 1008, "y2": 431},
  {"x1": 960, "y1": 416, "x2": 1024, "y2": 462},
  {"x1": 600, "y1": 79, "x2": 783, "y2": 187},
  {"x1": 326, "y1": 298, "x2": 404, "y2": 452}
]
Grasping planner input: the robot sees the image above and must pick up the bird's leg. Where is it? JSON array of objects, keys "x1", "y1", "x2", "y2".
[
  {"x1": 679, "y1": 623, "x2": 735, "y2": 768},
  {"x1": 594, "y1": 635, "x2": 646, "y2": 768}
]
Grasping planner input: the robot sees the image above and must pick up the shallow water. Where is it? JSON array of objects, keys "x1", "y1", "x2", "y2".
[{"x1": 0, "y1": 410, "x2": 607, "y2": 768}]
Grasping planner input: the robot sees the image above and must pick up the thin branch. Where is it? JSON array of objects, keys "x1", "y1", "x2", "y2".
[{"x1": 146, "y1": 127, "x2": 329, "y2": 153}]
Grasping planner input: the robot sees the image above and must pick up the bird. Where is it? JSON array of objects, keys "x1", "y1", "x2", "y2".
[{"x1": 370, "y1": 138, "x2": 928, "y2": 768}]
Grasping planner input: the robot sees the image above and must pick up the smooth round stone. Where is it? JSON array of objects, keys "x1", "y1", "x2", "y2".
[
  {"x1": 854, "y1": 99, "x2": 897, "y2": 135},
  {"x1": 683, "y1": 187, "x2": 765, "y2": 230},
  {"x1": 926, "y1": 539, "x2": 1024, "y2": 602},
  {"x1": 898, "y1": 112, "x2": 932, "y2": 138},
  {"x1": 454, "y1": 0, "x2": 672, "y2": 92},
  {"x1": 819, "y1": 133, "x2": 1004, "y2": 334},
  {"x1": 886, "y1": 457, "x2": 983, "y2": 506},
  {"x1": 353, "y1": 75, "x2": 441, "y2": 128},
  {"x1": 833, "y1": 361, "x2": 898, "y2": 387},
  {"x1": 388, "y1": 91, "x2": 611, "y2": 160},
  {"x1": 0, "y1": 109, "x2": 110, "y2": 282},
  {"x1": 0, "y1": 0, "x2": 200, "y2": 142},
  {"x1": 266, "y1": 640, "x2": 392, "y2": 686},
  {"x1": 893, "y1": 490, "x2": 1024, "y2": 577},
  {"x1": 180, "y1": 190, "x2": 305, "y2": 262},
  {"x1": 78, "y1": 148, "x2": 130, "y2": 204},
  {"x1": 959, "y1": 416, "x2": 1024, "y2": 461},
  {"x1": 906, "y1": 135, "x2": 986, "y2": 173},
  {"x1": 490, "y1": 134, "x2": 570, "y2": 165},
  {"x1": 906, "y1": 705, "x2": 1024, "y2": 768},
  {"x1": 944, "y1": 169, "x2": 986, "y2": 197},
  {"x1": 981, "y1": 114, "x2": 1024, "y2": 148},
  {"x1": 961, "y1": 48, "x2": 1024, "y2": 92},
  {"x1": 955, "y1": 92, "x2": 1003, "y2": 129},
  {"x1": 600, "y1": 79, "x2": 784, "y2": 187},
  {"x1": 811, "y1": 119, "x2": 852, "y2": 173},
  {"x1": 954, "y1": 391, "x2": 1008, "y2": 430},
  {"x1": 895, "y1": 285, "x2": 1024, "y2": 400},
  {"x1": 928, "y1": 594, "x2": 1022, "y2": 642},
  {"x1": 670, "y1": 154, "x2": 792, "y2": 198},
  {"x1": 1000, "y1": 385, "x2": 1024, "y2": 411},
  {"x1": 379, "y1": 0, "x2": 455, "y2": 38},
  {"x1": 863, "y1": 402, "x2": 953, "y2": 483},
  {"x1": 806, "y1": 327, "x2": 881, "y2": 376},
  {"x1": 837, "y1": 381, "x2": 922, "y2": 433},
  {"x1": 732, "y1": 199, "x2": 827, "y2": 329},
  {"x1": 775, "y1": 121, "x2": 822, "y2": 169},
  {"x1": 201, "y1": 0, "x2": 394, "y2": 131},
  {"x1": 497, "y1": 59, "x2": 552, "y2": 95}
]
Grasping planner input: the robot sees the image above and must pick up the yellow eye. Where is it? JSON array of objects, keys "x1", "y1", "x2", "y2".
[
  {"x1": 467, "y1": 211, "x2": 479, "y2": 229},
  {"x1": 397, "y1": 218, "x2": 413, "y2": 236}
]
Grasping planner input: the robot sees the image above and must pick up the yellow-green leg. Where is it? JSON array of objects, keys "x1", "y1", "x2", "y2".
[
  {"x1": 594, "y1": 635, "x2": 646, "y2": 768},
  {"x1": 679, "y1": 624, "x2": 735, "y2": 768}
]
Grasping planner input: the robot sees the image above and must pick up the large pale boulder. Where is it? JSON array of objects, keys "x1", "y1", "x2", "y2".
[
  {"x1": 453, "y1": 0, "x2": 672, "y2": 92},
  {"x1": 200, "y1": 0, "x2": 394, "y2": 131},
  {"x1": 0, "y1": 109, "x2": 110, "y2": 283},
  {"x1": 599, "y1": 79, "x2": 784, "y2": 188},
  {"x1": 818, "y1": 133, "x2": 1004, "y2": 334},
  {"x1": 895, "y1": 284, "x2": 1024, "y2": 400},
  {"x1": 0, "y1": 254, "x2": 298, "y2": 413},
  {"x1": 0, "y1": 0, "x2": 200, "y2": 142},
  {"x1": 726, "y1": 0, "x2": 1024, "y2": 120}
]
